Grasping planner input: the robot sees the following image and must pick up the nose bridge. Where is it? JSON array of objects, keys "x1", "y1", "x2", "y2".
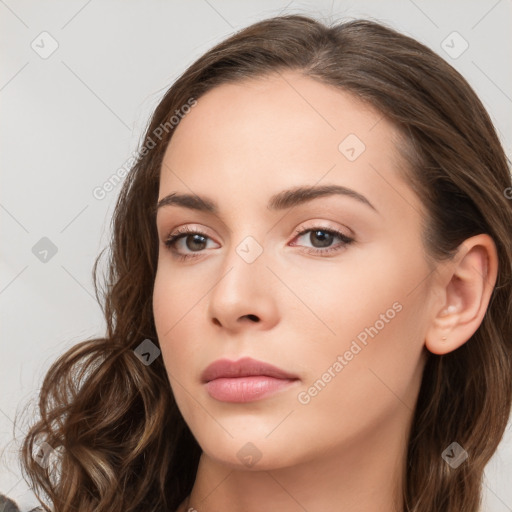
[
  {"x1": 207, "y1": 232, "x2": 279, "y2": 329},
  {"x1": 212, "y1": 235, "x2": 268, "y2": 303},
  {"x1": 219, "y1": 219, "x2": 269, "y2": 279}
]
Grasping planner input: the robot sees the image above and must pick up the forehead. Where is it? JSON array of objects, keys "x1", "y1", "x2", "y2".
[
  {"x1": 159, "y1": 71, "x2": 420, "y2": 220},
  {"x1": 164, "y1": 71, "x2": 390, "y2": 163}
]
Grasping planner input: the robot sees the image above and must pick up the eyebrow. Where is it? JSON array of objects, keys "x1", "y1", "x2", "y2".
[{"x1": 156, "y1": 184, "x2": 378, "y2": 214}]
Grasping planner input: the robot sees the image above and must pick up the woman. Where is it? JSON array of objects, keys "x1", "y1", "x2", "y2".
[{"x1": 18, "y1": 14, "x2": 512, "y2": 512}]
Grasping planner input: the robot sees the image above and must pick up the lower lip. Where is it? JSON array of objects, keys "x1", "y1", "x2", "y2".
[{"x1": 205, "y1": 376, "x2": 298, "y2": 403}]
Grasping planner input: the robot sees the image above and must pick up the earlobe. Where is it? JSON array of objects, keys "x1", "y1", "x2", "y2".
[{"x1": 425, "y1": 234, "x2": 498, "y2": 355}]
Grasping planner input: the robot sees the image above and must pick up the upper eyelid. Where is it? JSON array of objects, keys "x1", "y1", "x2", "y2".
[
  {"x1": 165, "y1": 222, "x2": 352, "y2": 244},
  {"x1": 295, "y1": 221, "x2": 353, "y2": 236}
]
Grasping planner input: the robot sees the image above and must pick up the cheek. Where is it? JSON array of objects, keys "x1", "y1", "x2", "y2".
[
  {"x1": 291, "y1": 246, "x2": 430, "y2": 405},
  {"x1": 153, "y1": 257, "x2": 210, "y2": 328},
  {"x1": 152, "y1": 265, "x2": 200, "y2": 371},
  {"x1": 291, "y1": 298, "x2": 427, "y2": 452},
  {"x1": 152, "y1": 266, "x2": 207, "y2": 421},
  {"x1": 282, "y1": 249, "x2": 409, "y2": 345}
]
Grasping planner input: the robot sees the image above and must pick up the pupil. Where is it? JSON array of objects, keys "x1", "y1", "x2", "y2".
[
  {"x1": 187, "y1": 234, "x2": 207, "y2": 251},
  {"x1": 312, "y1": 230, "x2": 333, "y2": 248}
]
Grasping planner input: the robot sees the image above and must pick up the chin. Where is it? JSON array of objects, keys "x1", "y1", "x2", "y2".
[{"x1": 193, "y1": 427, "x2": 308, "y2": 472}]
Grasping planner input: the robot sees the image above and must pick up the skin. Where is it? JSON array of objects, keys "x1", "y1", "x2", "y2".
[{"x1": 152, "y1": 71, "x2": 498, "y2": 512}]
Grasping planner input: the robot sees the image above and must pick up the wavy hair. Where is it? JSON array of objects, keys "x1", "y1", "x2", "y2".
[{"x1": 18, "y1": 14, "x2": 512, "y2": 512}]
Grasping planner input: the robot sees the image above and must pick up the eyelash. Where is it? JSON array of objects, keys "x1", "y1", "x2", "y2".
[{"x1": 163, "y1": 225, "x2": 354, "y2": 261}]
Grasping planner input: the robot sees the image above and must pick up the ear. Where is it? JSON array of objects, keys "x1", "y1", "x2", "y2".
[{"x1": 425, "y1": 234, "x2": 498, "y2": 355}]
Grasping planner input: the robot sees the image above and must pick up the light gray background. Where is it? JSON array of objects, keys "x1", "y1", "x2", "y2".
[{"x1": 1, "y1": 1, "x2": 511, "y2": 510}]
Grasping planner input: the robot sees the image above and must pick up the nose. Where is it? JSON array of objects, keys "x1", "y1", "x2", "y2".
[{"x1": 207, "y1": 247, "x2": 280, "y2": 333}]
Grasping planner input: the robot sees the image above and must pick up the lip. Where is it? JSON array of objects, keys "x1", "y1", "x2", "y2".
[
  {"x1": 201, "y1": 357, "x2": 300, "y2": 403},
  {"x1": 201, "y1": 357, "x2": 298, "y2": 382}
]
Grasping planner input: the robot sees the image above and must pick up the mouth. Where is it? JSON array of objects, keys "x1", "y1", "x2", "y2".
[{"x1": 201, "y1": 357, "x2": 300, "y2": 403}]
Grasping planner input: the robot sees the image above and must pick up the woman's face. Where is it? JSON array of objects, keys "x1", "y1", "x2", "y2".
[{"x1": 153, "y1": 71, "x2": 437, "y2": 470}]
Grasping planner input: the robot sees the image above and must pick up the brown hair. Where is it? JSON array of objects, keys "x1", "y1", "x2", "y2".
[{"x1": 18, "y1": 14, "x2": 512, "y2": 512}]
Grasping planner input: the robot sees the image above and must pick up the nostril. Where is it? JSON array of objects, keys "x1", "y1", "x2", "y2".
[{"x1": 245, "y1": 314, "x2": 259, "y2": 322}]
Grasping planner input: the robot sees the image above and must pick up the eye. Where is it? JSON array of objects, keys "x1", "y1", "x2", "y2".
[
  {"x1": 164, "y1": 226, "x2": 218, "y2": 261},
  {"x1": 290, "y1": 226, "x2": 354, "y2": 256},
  {"x1": 163, "y1": 225, "x2": 354, "y2": 261}
]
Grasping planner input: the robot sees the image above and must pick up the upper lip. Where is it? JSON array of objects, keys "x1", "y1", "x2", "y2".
[{"x1": 201, "y1": 357, "x2": 299, "y2": 383}]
